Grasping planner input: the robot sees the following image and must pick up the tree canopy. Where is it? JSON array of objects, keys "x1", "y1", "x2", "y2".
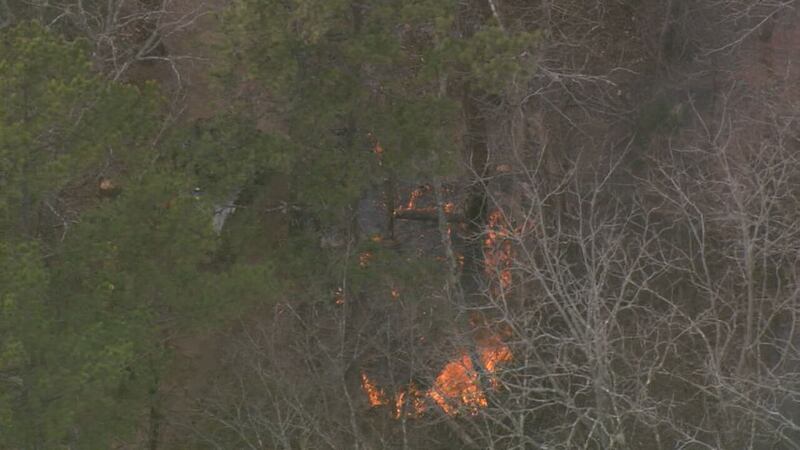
[{"x1": 4, "y1": 0, "x2": 800, "y2": 448}]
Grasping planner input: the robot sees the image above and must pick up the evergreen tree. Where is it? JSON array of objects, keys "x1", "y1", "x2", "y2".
[{"x1": 0, "y1": 23, "x2": 276, "y2": 448}]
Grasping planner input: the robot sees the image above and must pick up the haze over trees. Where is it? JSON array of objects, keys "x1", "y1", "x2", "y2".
[{"x1": 3, "y1": 1, "x2": 800, "y2": 449}]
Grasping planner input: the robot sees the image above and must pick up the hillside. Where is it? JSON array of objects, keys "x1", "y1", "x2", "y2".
[{"x1": 3, "y1": 1, "x2": 800, "y2": 449}]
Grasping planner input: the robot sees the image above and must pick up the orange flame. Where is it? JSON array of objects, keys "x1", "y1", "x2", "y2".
[
  {"x1": 406, "y1": 189, "x2": 422, "y2": 210},
  {"x1": 479, "y1": 337, "x2": 513, "y2": 373},
  {"x1": 397, "y1": 185, "x2": 430, "y2": 212},
  {"x1": 99, "y1": 177, "x2": 115, "y2": 191},
  {"x1": 456, "y1": 253, "x2": 465, "y2": 270},
  {"x1": 359, "y1": 332, "x2": 511, "y2": 417},
  {"x1": 484, "y1": 209, "x2": 514, "y2": 290},
  {"x1": 361, "y1": 372, "x2": 387, "y2": 407},
  {"x1": 359, "y1": 202, "x2": 517, "y2": 417},
  {"x1": 334, "y1": 287, "x2": 345, "y2": 305},
  {"x1": 368, "y1": 132, "x2": 384, "y2": 165},
  {"x1": 478, "y1": 335, "x2": 513, "y2": 389},
  {"x1": 394, "y1": 383, "x2": 427, "y2": 418},
  {"x1": 359, "y1": 251, "x2": 373, "y2": 268},
  {"x1": 428, "y1": 354, "x2": 487, "y2": 415},
  {"x1": 426, "y1": 328, "x2": 512, "y2": 415}
]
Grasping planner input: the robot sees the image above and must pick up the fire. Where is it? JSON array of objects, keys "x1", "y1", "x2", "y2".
[
  {"x1": 479, "y1": 336, "x2": 513, "y2": 373},
  {"x1": 394, "y1": 383, "x2": 427, "y2": 418},
  {"x1": 478, "y1": 334, "x2": 513, "y2": 389},
  {"x1": 359, "y1": 332, "x2": 511, "y2": 417},
  {"x1": 99, "y1": 177, "x2": 115, "y2": 191},
  {"x1": 426, "y1": 331, "x2": 512, "y2": 414},
  {"x1": 361, "y1": 372, "x2": 387, "y2": 407},
  {"x1": 436, "y1": 253, "x2": 464, "y2": 271},
  {"x1": 428, "y1": 354, "x2": 487, "y2": 415},
  {"x1": 484, "y1": 209, "x2": 514, "y2": 290},
  {"x1": 368, "y1": 132, "x2": 384, "y2": 165},
  {"x1": 359, "y1": 251, "x2": 373, "y2": 268},
  {"x1": 334, "y1": 287, "x2": 345, "y2": 305},
  {"x1": 456, "y1": 253, "x2": 465, "y2": 270},
  {"x1": 481, "y1": 346, "x2": 512, "y2": 374},
  {"x1": 397, "y1": 185, "x2": 430, "y2": 212},
  {"x1": 485, "y1": 210, "x2": 511, "y2": 240},
  {"x1": 358, "y1": 198, "x2": 516, "y2": 418}
]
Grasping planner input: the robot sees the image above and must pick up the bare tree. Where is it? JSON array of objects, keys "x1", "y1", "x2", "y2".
[
  {"x1": 11, "y1": 0, "x2": 214, "y2": 84},
  {"x1": 171, "y1": 1, "x2": 800, "y2": 448},
  {"x1": 444, "y1": 74, "x2": 800, "y2": 449}
]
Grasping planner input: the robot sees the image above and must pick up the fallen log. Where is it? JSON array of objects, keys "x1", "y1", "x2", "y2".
[{"x1": 394, "y1": 208, "x2": 465, "y2": 223}]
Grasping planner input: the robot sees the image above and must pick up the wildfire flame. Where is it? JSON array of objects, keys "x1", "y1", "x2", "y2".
[
  {"x1": 394, "y1": 383, "x2": 427, "y2": 418},
  {"x1": 480, "y1": 338, "x2": 512, "y2": 373},
  {"x1": 478, "y1": 334, "x2": 513, "y2": 389},
  {"x1": 395, "y1": 187, "x2": 458, "y2": 218},
  {"x1": 354, "y1": 146, "x2": 514, "y2": 417},
  {"x1": 359, "y1": 251, "x2": 374, "y2": 268},
  {"x1": 368, "y1": 132, "x2": 384, "y2": 165},
  {"x1": 484, "y1": 209, "x2": 514, "y2": 290},
  {"x1": 99, "y1": 177, "x2": 115, "y2": 191},
  {"x1": 398, "y1": 185, "x2": 430, "y2": 211},
  {"x1": 334, "y1": 287, "x2": 345, "y2": 305},
  {"x1": 427, "y1": 334, "x2": 513, "y2": 415},
  {"x1": 428, "y1": 353, "x2": 488, "y2": 415},
  {"x1": 360, "y1": 333, "x2": 512, "y2": 417},
  {"x1": 361, "y1": 372, "x2": 387, "y2": 407}
]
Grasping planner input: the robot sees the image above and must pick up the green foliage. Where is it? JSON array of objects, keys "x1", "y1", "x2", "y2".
[
  {"x1": 166, "y1": 114, "x2": 293, "y2": 201},
  {"x1": 0, "y1": 3, "x2": 543, "y2": 447},
  {"x1": 347, "y1": 240, "x2": 445, "y2": 303},
  {"x1": 223, "y1": 0, "x2": 470, "y2": 215},
  {"x1": 222, "y1": 0, "x2": 539, "y2": 220},
  {"x1": 0, "y1": 236, "x2": 157, "y2": 449},
  {"x1": 365, "y1": 96, "x2": 461, "y2": 176},
  {"x1": 450, "y1": 26, "x2": 540, "y2": 93},
  {"x1": 0, "y1": 241, "x2": 49, "y2": 446},
  {"x1": 0, "y1": 23, "x2": 280, "y2": 448},
  {"x1": 0, "y1": 22, "x2": 160, "y2": 238},
  {"x1": 0, "y1": 23, "x2": 170, "y2": 447}
]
